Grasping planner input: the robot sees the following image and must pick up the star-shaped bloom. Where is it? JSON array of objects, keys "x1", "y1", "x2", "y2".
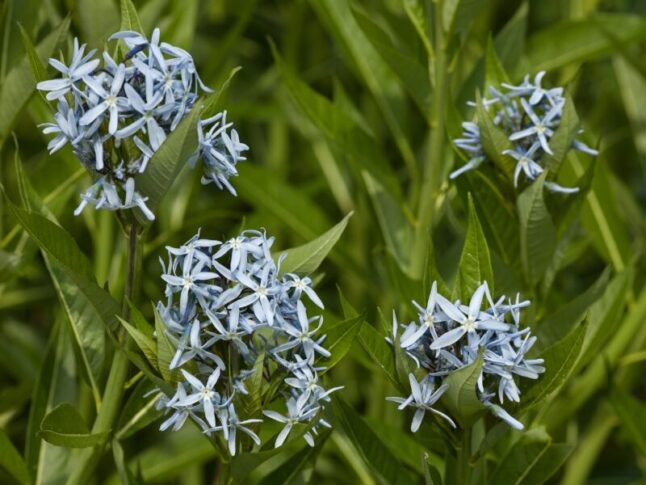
[{"x1": 386, "y1": 374, "x2": 455, "y2": 432}]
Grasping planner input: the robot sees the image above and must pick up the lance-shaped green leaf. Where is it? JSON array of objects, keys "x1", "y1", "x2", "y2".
[
  {"x1": 353, "y1": 9, "x2": 432, "y2": 120},
  {"x1": 490, "y1": 427, "x2": 563, "y2": 485},
  {"x1": 120, "y1": 0, "x2": 143, "y2": 32},
  {"x1": 521, "y1": 321, "x2": 586, "y2": 411},
  {"x1": 525, "y1": 14, "x2": 646, "y2": 72},
  {"x1": 363, "y1": 171, "x2": 413, "y2": 274},
  {"x1": 0, "y1": 17, "x2": 70, "y2": 145},
  {"x1": 332, "y1": 396, "x2": 418, "y2": 484},
  {"x1": 237, "y1": 351, "x2": 265, "y2": 423},
  {"x1": 45, "y1": 260, "x2": 105, "y2": 409},
  {"x1": 0, "y1": 429, "x2": 30, "y2": 484},
  {"x1": 118, "y1": 316, "x2": 159, "y2": 370},
  {"x1": 278, "y1": 212, "x2": 353, "y2": 274},
  {"x1": 475, "y1": 90, "x2": 516, "y2": 179},
  {"x1": 116, "y1": 380, "x2": 163, "y2": 440},
  {"x1": 258, "y1": 430, "x2": 330, "y2": 485},
  {"x1": 443, "y1": 0, "x2": 486, "y2": 36},
  {"x1": 321, "y1": 314, "x2": 363, "y2": 371},
  {"x1": 521, "y1": 443, "x2": 574, "y2": 485},
  {"x1": 134, "y1": 99, "x2": 204, "y2": 220},
  {"x1": 454, "y1": 194, "x2": 494, "y2": 301},
  {"x1": 154, "y1": 306, "x2": 180, "y2": 383},
  {"x1": 271, "y1": 40, "x2": 402, "y2": 200},
  {"x1": 358, "y1": 324, "x2": 401, "y2": 392},
  {"x1": 484, "y1": 35, "x2": 510, "y2": 88},
  {"x1": 609, "y1": 390, "x2": 646, "y2": 457},
  {"x1": 455, "y1": 169, "x2": 520, "y2": 266},
  {"x1": 441, "y1": 353, "x2": 485, "y2": 427},
  {"x1": 542, "y1": 95, "x2": 580, "y2": 174},
  {"x1": 40, "y1": 403, "x2": 110, "y2": 448},
  {"x1": 517, "y1": 174, "x2": 556, "y2": 286},
  {"x1": 401, "y1": 0, "x2": 433, "y2": 57}
]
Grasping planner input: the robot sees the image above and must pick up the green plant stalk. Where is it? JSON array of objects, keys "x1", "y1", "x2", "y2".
[
  {"x1": 68, "y1": 220, "x2": 141, "y2": 484},
  {"x1": 412, "y1": 4, "x2": 448, "y2": 277},
  {"x1": 459, "y1": 427, "x2": 473, "y2": 485},
  {"x1": 560, "y1": 406, "x2": 617, "y2": 485}
]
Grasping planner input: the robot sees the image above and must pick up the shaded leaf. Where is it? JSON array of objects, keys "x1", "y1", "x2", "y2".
[
  {"x1": 322, "y1": 314, "x2": 363, "y2": 371},
  {"x1": 441, "y1": 353, "x2": 485, "y2": 427},
  {"x1": 490, "y1": 427, "x2": 552, "y2": 485},
  {"x1": 40, "y1": 403, "x2": 109, "y2": 448},
  {"x1": 609, "y1": 390, "x2": 646, "y2": 456},
  {"x1": 332, "y1": 396, "x2": 418, "y2": 484},
  {"x1": 0, "y1": 429, "x2": 30, "y2": 484}
]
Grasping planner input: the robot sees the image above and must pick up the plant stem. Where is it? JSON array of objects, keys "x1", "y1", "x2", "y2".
[
  {"x1": 460, "y1": 427, "x2": 473, "y2": 485},
  {"x1": 68, "y1": 220, "x2": 141, "y2": 484},
  {"x1": 412, "y1": 3, "x2": 448, "y2": 277}
]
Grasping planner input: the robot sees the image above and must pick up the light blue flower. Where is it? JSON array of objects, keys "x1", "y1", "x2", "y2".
[{"x1": 387, "y1": 374, "x2": 455, "y2": 432}]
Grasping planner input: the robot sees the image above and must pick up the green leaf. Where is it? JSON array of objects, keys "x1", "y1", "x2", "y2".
[
  {"x1": 258, "y1": 431, "x2": 330, "y2": 485},
  {"x1": 154, "y1": 306, "x2": 179, "y2": 383},
  {"x1": 45, "y1": 260, "x2": 105, "y2": 409},
  {"x1": 490, "y1": 427, "x2": 552, "y2": 485},
  {"x1": 18, "y1": 23, "x2": 47, "y2": 83},
  {"x1": 235, "y1": 164, "x2": 330, "y2": 239},
  {"x1": 542, "y1": 95, "x2": 580, "y2": 174},
  {"x1": 517, "y1": 174, "x2": 557, "y2": 286},
  {"x1": 443, "y1": 0, "x2": 486, "y2": 35},
  {"x1": 0, "y1": 429, "x2": 30, "y2": 484},
  {"x1": 535, "y1": 269, "x2": 609, "y2": 352},
  {"x1": 454, "y1": 169, "x2": 520, "y2": 266},
  {"x1": 134, "y1": 99, "x2": 204, "y2": 220},
  {"x1": 609, "y1": 390, "x2": 646, "y2": 456},
  {"x1": 441, "y1": 353, "x2": 485, "y2": 427},
  {"x1": 353, "y1": 8, "x2": 432, "y2": 120},
  {"x1": 118, "y1": 316, "x2": 159, "y2": 370},
  {"x1": 309, "y1": 0, "x2": 416, "y2": 176},
  {"x1": 40, "y1": 403, "x2": 109, "y2": 448},
  {"x1": 358, "y1": 324, "x2": 401, "y2": 391},
  {"x1": 401, "y1": 0, "x2": 432, "y2": 56},
  {"x1": 116, "y1": 380, "x2": 163, "y2": 440},
  {"x1": 454, "y1": 194, "x2": 494, "y2": 301},
  {"x1": 278, "y1": 212, "x2": 353, "y2": 274},
  {"x1": 332, "y1": 396, "x2": 417, "y2": 484},
  {"x1": 363, "y1": 171, "x2": 413, "y2": 274},
  {"x1": 520, "y1": 443, "x2": 574, "y2": 485},
  {"x1": 484, "y1": 35, "x2": 510, "y2": 88},
  {"x1": 271, "y1": 41, "x2": 402, "y2": 200},
  {"x1": 522, "y1": 321, "x2": 586, "y2": 411},
  {"x1": 580, "y1": 269, "x2": 632, "y2": 368},
  {"x1": 525, "y1": 14, "x2": 646, "y2": 72},
  {"x1": 120, "y1": 0, "x2": 143, "y2": 33},
  {"x1": 475, "y1": 90, "x2": 515, "y2": 178},
  {"x1": 322, "y1": 314, "x2": 364, "y2": 371},
  {"x1": 237, "y1": 351, "x2": 265, "y2": 422},
  {"x1": 0, "y1": 17, "x2": 70, "y2": 145},
  {"x1": 614, "y1": 56, "x2": 646, "y2": 176}
]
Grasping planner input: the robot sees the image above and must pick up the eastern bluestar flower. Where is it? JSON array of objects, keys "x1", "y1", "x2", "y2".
[
  {"x1": 154, "y1": 229, "x2": 341, "y2": 455},
  {"x1": 388, "y1": 281, "x2": 544, "y2": 430},
  {"x1": 37, "y1": 29, "x2": 248, "y2": 221},
  {"x1": 451, "y1": 71, "x2": 597, "y2": 193}
]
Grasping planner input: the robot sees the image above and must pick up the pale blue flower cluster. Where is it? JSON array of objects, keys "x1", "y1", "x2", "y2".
[
  {"x1": 388, "y1": 282, "x2": 544, "y2": 431},
  {"x1": 155, "y1": 230, "x2": 340, "y2": 455},
  {"x1": 451, "y1": 71, "x2": 598, "y2": 193},
  {"x1": 37, "y1": 29, "x2": 247, "y2": 220}
]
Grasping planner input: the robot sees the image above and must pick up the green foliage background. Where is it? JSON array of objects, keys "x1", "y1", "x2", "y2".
[{"x1": 0, "y1": 0, "x2": 645, "y2": 483}]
